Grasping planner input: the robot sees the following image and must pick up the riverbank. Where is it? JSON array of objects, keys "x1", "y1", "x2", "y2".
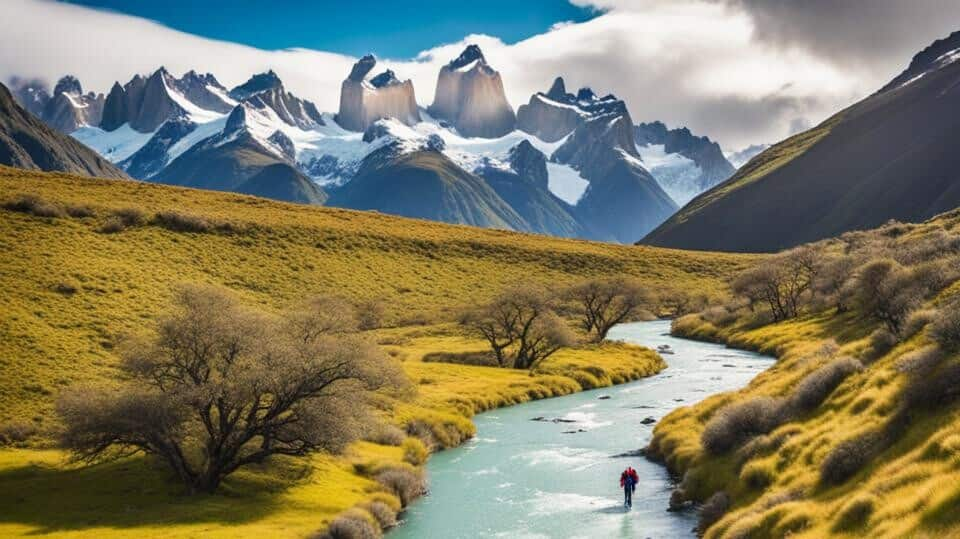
[
  {"x1": 0, "y1": 325, "x2": 666, "y2": 538},
  {"x1": 649, "y1": 311, "x2": 960, "y2": 538}
]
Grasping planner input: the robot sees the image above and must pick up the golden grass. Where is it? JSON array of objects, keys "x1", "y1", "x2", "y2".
[
  {"x1": 654, "y1": 310, "x2": 960, "y2": 539},
  {"x1": 0, "y1": 166, "x2": 740, "y2": 537}
]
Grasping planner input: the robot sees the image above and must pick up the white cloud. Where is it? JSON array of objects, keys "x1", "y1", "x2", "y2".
[{"x1": 0, "y1": 0, "x2": 949, "y2": 149}]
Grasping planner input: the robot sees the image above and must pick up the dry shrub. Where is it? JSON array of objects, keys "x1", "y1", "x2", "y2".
[
  {"x1": 787, "y1": 357, "x2": 862, "y2": 414},
  {"x1": 832, "y1": 494, "x2": 876, "y2": 531},
  {"x1": 863, "y1": 328, "x2": 898, "y2": 363},
  {"x1": 65, "y1": 204, "x2": 95, "y2": 218},
  {"x1": 314, "y1": 509, "x2": 381, "y2": 539},
  {"x1": 421, "y1": 351, "x2": 497, "y2": 367},
  {"x1": 365, "y1": 423, "x2": 406, "y2": 446},
  {"x1": 152, "y1": 210, "x2": 212, "y2": 233},
  {"x1": 701, "y1": 397, "x2": 786, "y2": 454},
  {"x1": 99, "y1": 207, "x2": 145, "y2": 233},
  {"x1": 0, "y1": 421, "x2": 37, "y2": 445},
  {"x1": 702, "y1": 305, "x2": 738, "y2": 327},
  {"x1": 375, "y1": 466, "x2": 425, "y2": 507},
  {"x1": 401, "y1": 437, "x2": 428, "y2": 466},
  {"x1": 365, "y1": 501, "x2": 396, "y2": 529},
  {"x1": 3, "y1": 194, "x2": 65, "y2": 218},
  {"x1": 697, "y1": 491, "x2": 731, "y2": 535},
  {"x1": 929, "y1": 299, "x2": 960, "y2": 352},
  {"x1": 356, "y1": 300, "x2": 386, "y2": 330},
  {"x1": 820, "y1": 430, "x2": 884, "y2": 485},
  {"x1": 895, "y1": 345, "x2": 944, "y2": 374},
  {"x1": 902, "y1": 309, "x2": 937, "y2": 339},
  {"x1": 901, "y1": 360, "x2": 960, "y2": 410}
]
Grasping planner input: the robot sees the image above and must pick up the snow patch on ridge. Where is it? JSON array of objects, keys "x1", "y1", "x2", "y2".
[
  {"x1": 638, "y1": 143, "x2": 702, "y2": 206},
  {"x1": 72, "y1": 124, "x2": 154, "y2": 162}
]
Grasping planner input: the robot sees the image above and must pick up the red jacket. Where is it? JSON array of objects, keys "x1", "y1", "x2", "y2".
[{"x1": 620, "y1": 468, "x2": 639, "y2": 487}]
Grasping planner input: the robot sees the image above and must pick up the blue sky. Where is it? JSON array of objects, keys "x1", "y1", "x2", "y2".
[{"x1": 64, "y1": 0, "x2": 598, "y2": 58}]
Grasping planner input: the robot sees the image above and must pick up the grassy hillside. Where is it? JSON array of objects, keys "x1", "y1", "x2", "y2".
[
  {"x1": 0, "y1": 166, "x2": 749, "y2": 537},
  {"x1": 643, "y1": 50, "x2": 960, "y2": 252},
  {"x1": 648, "y1": 212, "x2": 960, "y2": 538}
]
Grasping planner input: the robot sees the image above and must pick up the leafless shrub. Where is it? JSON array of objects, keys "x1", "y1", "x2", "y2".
[
  {"x1": 820, "y1": 430, "x2": 884, "y2": 485},
  {"x1": 0, "y1": 421, "x2": 38, "y2": 445},
  {"x1": 356, "y1": 300, "x2": 386, "y2": 330},
  {"x1": 314, "y1": 510, "x2": 381, "y2": 539},
  {"x1": 151, "y1": 210, "x2": 212, "y2": 233},
  {"x1": 863, "y1": 328, "x2": 898, "y2": 363},
  {"x1": 697, "y1": 491, "x2": 731, "y2": 535},
  {"x1": 365, "y1": 501, "x2": 396, "y2": 529},
  {"x1": 701, "y1": 397, "x2": 787, "y2": 454},
  {"x1": 787, "y1": 357, "x2": 862, "y2": 414},
  {"x1": 855, "y1": 259, "x2": 925, "y2": 335},
  {"x1": 564, "y1": 277, "x2": 651, "y2": 341},
  {"x1": 895, "y1": 345, "x2": 945, "y2": 374},
  {"x1": 364, "y1": 424, "x2": 406, "y2": 446},
  {"x1": 99, "y1": 207, "x2": 145, "y2": 233},
  {"x1": 702, "y1": 305, "x2": 738, "y2": 327},
  {"x1": 929, "y1": 299, "x2": 960, "y2": 352},
  {"x1": 422, "y1": 351, "x2": 497, "y2": 367},
  {"x1": 731, "y1": 246, "x2": 820, "y2": 321},
  {"x1": 65, "y1": 204, "x2": 95, "y2": 218},
  {"x1": 902, "y1": 309, "x2": 937, "y2": 339},
  {"x1": 2, "y1": 194, "x2": 65, "y2": 217},
  {"x1": 901, "y1": 360, "x2": 960, "y2": 411},
  {"x1": 375, "y1": 466, "x2": 425, "y2": 507}
]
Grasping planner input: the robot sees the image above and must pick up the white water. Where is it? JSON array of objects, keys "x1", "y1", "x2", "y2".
[{"x1": 390, "y1": 320, "x2": 771, "y2": 538}]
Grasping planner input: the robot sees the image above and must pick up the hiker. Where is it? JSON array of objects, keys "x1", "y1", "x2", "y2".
[{"x1": 620, "y1": 466, "x2": 639, "y2": 508}]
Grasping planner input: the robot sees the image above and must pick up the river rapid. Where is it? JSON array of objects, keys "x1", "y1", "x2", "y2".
[{"x1": 390, "y1": 320, "x2": 771, "y2": 539}]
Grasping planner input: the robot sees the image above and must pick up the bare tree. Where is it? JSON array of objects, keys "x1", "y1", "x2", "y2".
[
  {"x1": 513, "y1": 311, "x2": 576, "y2": 369},
  {"x1": 731, "y1": 246, "x2": 820, "y2": 321},
  {"x1": 565, "y1": 278, "x2": 650, "y2": 341},
  {"x1": 57, "y1": 285, "x2": 405, "y2": 494},
  {"x1": 461, "y1": 287, "x2": 574, "y2": 369},
  {"x1": 855, "y1": 259, "x2": 922, "y2": 335}
]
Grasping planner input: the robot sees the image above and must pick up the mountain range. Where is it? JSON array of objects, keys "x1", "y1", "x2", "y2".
[
  {"x1": 6, "y1": 44, "x2": 735, "y2": 243},
  {"x1": 643, "y1": 30, "x2": 960, "y2": 252}
]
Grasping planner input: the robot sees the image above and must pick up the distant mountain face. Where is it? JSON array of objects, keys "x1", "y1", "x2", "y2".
[
  {"x1": 8, "y1": 50, "x2": 740, "y2": 242},
  {"x1": 9, "y1": 76, "x2": 104, "y2": 133},
  {"x1": 643, "y1": 30, "x2": 960, "y2": 253},
  {"x1": 336, "y1": 55, "x2": 420, "y2": 132},
  {"x1": 634, "y1": 121, "x2": 735, "y2": 206},
  {"x1": 0, "y1": 81, "x2": 125, "y2": 178},
  {"x1": 428, "y1": 45, "x2": 516, "y2": 138}
]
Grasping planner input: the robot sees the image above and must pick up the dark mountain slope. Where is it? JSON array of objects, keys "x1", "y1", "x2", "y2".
[
  {"x1": 476, "y1": 140, "x2": 584, "y2": 237},
  {"x1": 152, "y1": 131, "x2": 325, "y2": 205},
  {"x1": 0, "y1": 81, "x2": 126, "y2": 179},
  {"x1": 328, "y1": 145, "x2": 529, "y2": 231},
  {"x1": 643, "y1": 33, "x2": 960, "y2": 252}
]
